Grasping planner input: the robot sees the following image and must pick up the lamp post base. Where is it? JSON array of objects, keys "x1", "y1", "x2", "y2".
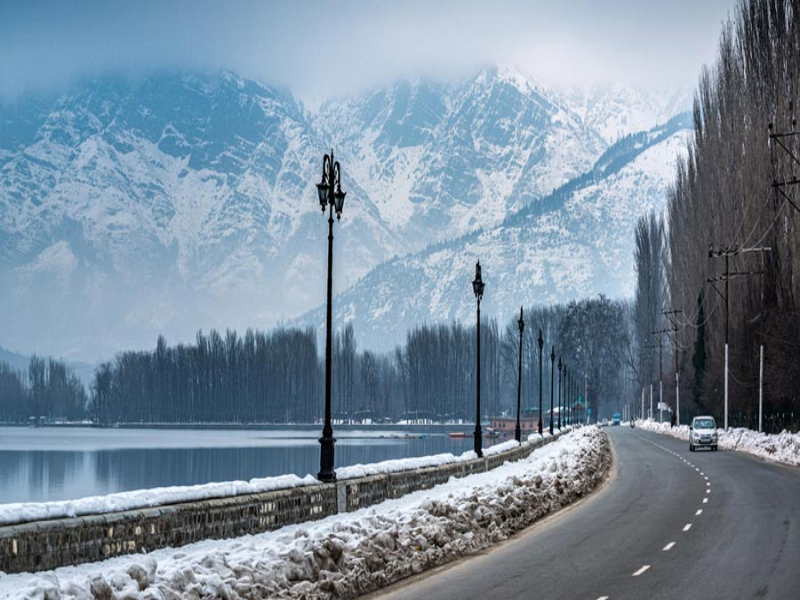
[
  {"x1": 474, "y1": 426, "x2": 483, "y2": 458},
  {"x1": 318, "y1": 435, "x2": 337, "y2": 482},
  {"x1": 538, "y1": 420, "x2": 543, "y2": 436},
  {"x1": 514, "y1": 425, "x2": 521, "y2": 443}
]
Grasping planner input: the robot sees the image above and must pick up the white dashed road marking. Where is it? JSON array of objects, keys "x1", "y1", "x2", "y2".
[
  {"x1": 663, "y1": 542, "x2": 676, "y2": 551},
  {"x1": 633, "y1": 565, "x2": 651, "y2": 576},
  {"x1": 703, "y1": 498, "x2": 708, "y2": 504},
  {"x1": 696, "y1": 509, "x2": 703, "y2": 516},
  {"x1": 683, "y1": 524, "x2": 692, "y2": 532}
]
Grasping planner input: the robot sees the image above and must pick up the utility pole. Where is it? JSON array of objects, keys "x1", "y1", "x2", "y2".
[
  {"x1": 768, "y1": 114, "x2": 800, "y2": 215},
  {"x1": 641, "y1": 386, "x2": 644, "y2": 422},
  {"x1": 651, "y1": 330, "x2": 665, "y2": 422},
  {"x1": 709, "y1": 245, "x2": 771, "y2": 430},
  {"x1": 656, "y1": 312, "x2": 682, "y2": 426},
  {"x1": 584, "y1": 373, "x2": 588, "y2": 425}
]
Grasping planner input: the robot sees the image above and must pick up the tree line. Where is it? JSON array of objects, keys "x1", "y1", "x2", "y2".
[
  {"x1": 631, "y1": 0, "x2": 800, "y2": 432},
  {"x1": 0, "y1": 298, "x2": 631, "y2": 426},
  {"x1": 0, "y1": 357, "x2": 87, "y2": 423},
  {"x1": 83, "y1": 295, "x2": 629, "y2": 425}
]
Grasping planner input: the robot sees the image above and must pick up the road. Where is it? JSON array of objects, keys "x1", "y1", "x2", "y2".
[{"x1": 371, "y1": 427, "x2": 800, "y2": 600}]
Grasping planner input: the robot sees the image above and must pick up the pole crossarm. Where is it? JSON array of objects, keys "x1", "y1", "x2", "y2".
[
  {"x1": 707, "y1": 271, "x2": 764, "y2": 281},
  {"x1": 771, "y1": 182, "x2": 800, "y2": 214}
]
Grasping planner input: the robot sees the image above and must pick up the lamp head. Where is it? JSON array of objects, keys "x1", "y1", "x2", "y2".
[{"x1": 472, "y1": 261, "x2": 485, "y2": 300}]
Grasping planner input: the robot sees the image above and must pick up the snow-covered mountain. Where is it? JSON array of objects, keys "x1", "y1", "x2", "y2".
[
  {"x1": 299, "y1": 115, "x2": 692, "y2": 351},
  {"x1": 0, "y1": 68, "x2": 691, "y2": 360},
  {"x1": 318, "y1": 67, "x2": 607, "y2": 244}
]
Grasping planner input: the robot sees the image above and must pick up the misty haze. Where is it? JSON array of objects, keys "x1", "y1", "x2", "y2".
[{"x1": 1, "y1": 1, "x2": 799, "y2": 599}]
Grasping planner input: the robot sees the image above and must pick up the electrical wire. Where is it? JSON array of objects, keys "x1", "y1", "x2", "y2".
[
  {"x1": 746, "y1": 198, "x2": 788, "y2": 250},
  {"x1": 675, "y1": 291, "x2": 721, "y2": 330}
]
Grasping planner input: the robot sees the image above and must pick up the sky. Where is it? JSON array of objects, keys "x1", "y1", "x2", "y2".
[{"x1": 0, "y1": 0, "x2": 735, "y2": 105}]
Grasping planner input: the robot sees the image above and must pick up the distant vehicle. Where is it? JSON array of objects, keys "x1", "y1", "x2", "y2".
[
  {"x1": 612, "y1": 412, "x2": 621, "y2": 426},
  {"x1": 689, "y1": 416, "x2": 718, "y2": 451},
  {"x1": 601, "y1": 419, "x2": 609, "y2": 426}
]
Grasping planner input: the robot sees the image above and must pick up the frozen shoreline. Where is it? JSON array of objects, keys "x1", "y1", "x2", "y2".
[{"x1": 0, "y1": 427, "x2": 608, "y2": 599}]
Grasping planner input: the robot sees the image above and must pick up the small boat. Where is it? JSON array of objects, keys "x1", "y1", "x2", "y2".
[
  {"x1": 448, "y1": 431, "x2": 469, "y2": 438},
  {"x1": 484, "y1": 428, "x2": 500, "y2": 438}
]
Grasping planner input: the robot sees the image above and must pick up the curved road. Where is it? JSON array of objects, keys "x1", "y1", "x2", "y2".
[{"x1": 371, "y1": 427, "x2": 800, "y2": 600}]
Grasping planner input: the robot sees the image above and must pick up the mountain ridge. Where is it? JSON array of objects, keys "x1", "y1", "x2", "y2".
[{"x1": 0, "y1": 68, "x2": 691, "y2": 360}]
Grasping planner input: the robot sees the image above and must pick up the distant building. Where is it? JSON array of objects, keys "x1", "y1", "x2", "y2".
[{"x1": 491, "y1": 408, "x2": 553, "y2": 435}]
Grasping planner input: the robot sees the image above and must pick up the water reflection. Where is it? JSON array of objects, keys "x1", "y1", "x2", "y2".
[
  {"x1": 0, "y1": 428, "x2": 483, "y2": 504},
  {"x1": 0, "y1": 451, "x2": 85, "y2": 503}
]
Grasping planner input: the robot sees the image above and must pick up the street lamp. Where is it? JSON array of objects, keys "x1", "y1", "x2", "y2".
[
  {"x1": 472, "y1": 261, "x2": 485, "y2": 458},
  {"x1": 537, "y1": 329, "x2": 544, "y2": 436},
  {"x1": 515, "y1": 307, "x2": 524, "y2": 443},
  {"x1": 316, "y1": 150, "x2": 347, "y2": 483},
  {"x1": 557, "y1": 357, "x2": 563, "y2": 430},
  {"x1": 549, "y1": 346, "x2": 555, "y2": 435}
]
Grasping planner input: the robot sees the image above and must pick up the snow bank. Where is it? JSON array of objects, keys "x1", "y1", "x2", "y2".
[
  {"x1": 337, "y1": 438, "x2": 521, "y2": 479},
  {"x1": 527, "y1": 425, "x2": 573, "y2": 444},
  {"x1": 1, "y1": 428, "x2": 610, "y2": 600},
  {"x1": 337, "y1": 450, "x2": 479, "y2": 480},
  {"x1": 0, "y1": 474, "x2": 318, "y2": 527},
  {"x1": 636, "y1": 419, "x2": 800, "y2": 467}
]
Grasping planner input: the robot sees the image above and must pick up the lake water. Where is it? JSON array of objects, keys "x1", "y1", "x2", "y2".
[{"x1": 0, "y1": 426, "x2": 498, "y2": 505}]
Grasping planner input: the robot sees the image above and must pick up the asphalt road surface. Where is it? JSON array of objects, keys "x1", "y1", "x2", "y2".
[{"x1": 371, "y1": 427, "x2": 800, "y2": 600}]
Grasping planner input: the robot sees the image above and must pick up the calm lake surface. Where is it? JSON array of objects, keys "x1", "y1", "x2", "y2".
[{"x1": 0, "y1": 426, "x2": 499, "y2": 504}]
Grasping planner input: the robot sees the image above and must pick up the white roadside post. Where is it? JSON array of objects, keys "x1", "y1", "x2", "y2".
[
  {"x1": 676, "y1": 371, "x2": 680, "y2": 426},
  {"x1": 659, "y1": 379, "x2": 663, "y2": 423},
  {"x1": 649, "y1": 383, "x2": 653, "y2": 421},
  {"x1": 759, "y1": 344, "x2": 764, "y2": 433},
  {"x1": 724, "y1": 343, "x2": 729, "y2": 431},
  {"x1": 641, "y1": 387, "x2": 644, "y2": 421}
]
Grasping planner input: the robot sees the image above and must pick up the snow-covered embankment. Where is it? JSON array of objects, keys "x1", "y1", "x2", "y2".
[
  {"x1": 2, "y1": 427, "x2": 610, "y2": 600},
  {"x1": 636, "y1": 419, "x2": 800, "y2": 467}
]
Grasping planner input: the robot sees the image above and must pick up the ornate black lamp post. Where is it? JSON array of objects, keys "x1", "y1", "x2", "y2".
[
  {"x1": 557, "y1": 357, "x2": 563, "y2": 430},
  {"x1": 537, "y1": 329, "x2": 544, "y2": 435},
  {"x1": 549, "y1": 346, "x2": 555, "y2": 435},
  {"x1": 515, "y1": 307, "x2": 524, "y2": 442},
  {"x1": 316, "y1": 150, "x2": 347, "y2": 483},
  {"x1": 472, "y1": 261, "x2": 485, "y2": 457}
]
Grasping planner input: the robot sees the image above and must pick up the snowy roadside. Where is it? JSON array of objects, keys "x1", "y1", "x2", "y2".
[
  {"x1": 636, "y1": 419, "x2": 800, "y2": 467},
  {"x1": 0, "y1": 427, "x2": 608, "y2": 600}
]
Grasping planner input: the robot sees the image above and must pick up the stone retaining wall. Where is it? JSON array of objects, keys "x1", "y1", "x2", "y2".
[{"x1": 0, "y1": 433, "x2": 563, "y2": 574}]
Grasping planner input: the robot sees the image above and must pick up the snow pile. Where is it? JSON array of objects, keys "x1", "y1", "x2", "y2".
[
  {"x1": 1, "y1": 428, "x2": 610, "y2": 600},
  {"x1": 0, "y1": 474, "x2": 318, "y2": 527},
  {"x1": 527, "y1": 425, "x2": 573, "y2": 444},
  {"x1": 336, "y1": 435, "x2": 563, "y2": 479},
  {"x1": 636, "y1": 420, "x2": 800, "y2": 467},
  {"x1": 336, "y1": 449, "x2": 481, "y2": 480}
]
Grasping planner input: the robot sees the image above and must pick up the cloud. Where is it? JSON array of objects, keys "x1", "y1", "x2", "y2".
[{"x1": 0, "y1": 0, "x2": 734, "y2": 103}]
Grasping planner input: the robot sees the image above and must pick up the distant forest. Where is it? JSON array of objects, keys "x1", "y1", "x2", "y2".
[
  {"x1": 0, "y1": 297, "x2": 630, "y2": 425},
  {"x1": 632, "y1": 0, "x2": 800, "y2": 432},
  {"x1": 0, "y1": 357, "x2": 87, "y2": 423}
]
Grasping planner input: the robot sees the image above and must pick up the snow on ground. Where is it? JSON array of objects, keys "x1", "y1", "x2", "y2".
[
  {"x1": 0, "y1": 475, "x2": 318, "y2": 527},
  {"x1": 0, "y1": 427, "x2": 609, "y2": 600},
  {"x1": 636, "y1": 419, "x2": 800, "y2": 467},
  {"x1": 337, "y1": 430, "x2": 573, "y2": 480}
]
